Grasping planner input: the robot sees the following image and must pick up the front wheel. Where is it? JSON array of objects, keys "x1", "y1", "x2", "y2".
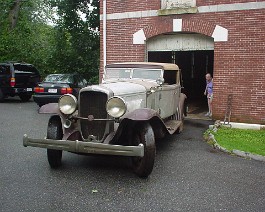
[
  {"x1": 19, "y1": 94, "x2": 32, "y2": 102},
  {"x1": 47, "y1": 116, "x2": 63, "y2": 168},
  {"x1": 131, "y1": 122, "x2": 156, "y2": 178}
]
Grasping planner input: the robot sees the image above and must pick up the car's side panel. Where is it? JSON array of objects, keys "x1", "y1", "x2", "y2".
[
  {"x1": 121, "y1": 93, "x2": 146, "y2": 114},
  {"x1": 157, "y1": 84, "x2": 180, "y2": 119}
]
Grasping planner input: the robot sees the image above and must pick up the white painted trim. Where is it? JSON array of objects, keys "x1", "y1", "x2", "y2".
[
  {"x1": 198, "y1": 1, "x2": 265, "y2": 13},
  {"x1": 173, "y1": 19, "x2": 182, "y2": 32},
  {"x1": 219, "y1": 122, "x2": 265, "y2": 130},
  {"x1": 212, "y1": 25, "x2": 228, "y2": 42},
  {"x1": 103, "y1": 0, "x2": 107, "y2": 70},
  {"x1": 100, "y1": 1, "x2": 265, "y2": 20},
  {"x1": 106, "y1": 10, "x2": 158, "y2": 21},
  {"x1": 133, "y1": 29, "x2": 146, "y2": 44}
]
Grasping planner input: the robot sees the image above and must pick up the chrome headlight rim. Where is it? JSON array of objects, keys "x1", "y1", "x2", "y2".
[
  {"x1": 106, "y1": 96, "x2": 127, "y2": 118},
  {"x1": 58, "y1": 94, "x2": 77, "y2": 115}
]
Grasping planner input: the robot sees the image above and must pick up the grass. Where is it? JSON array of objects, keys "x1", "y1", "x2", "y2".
[{"x1": 212, "y1": 127, "x2": 265, "y2": 156}]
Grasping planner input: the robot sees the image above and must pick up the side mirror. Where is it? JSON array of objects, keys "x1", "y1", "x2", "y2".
[{"x1": 156, "y1": 77, "x2": 165, "y2": 86}]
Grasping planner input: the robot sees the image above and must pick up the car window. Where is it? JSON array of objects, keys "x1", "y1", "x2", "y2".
[
  {"x1": 132, "y1": 69, "x2": 162, "y2": 80},
  {"x1": 14, "y1": 64, "x2": 39, "y2": 75},
  {"x1": 77, "y1": 76, "x2": 87, "y2": 87},
  {"x1": 164, "y1": 70, "x2": 177, "y2": 85},
  {"x1": 0, "y1": 65, "x2": 10, "y2": 75},
  {"x1": 82, "y1": 78, "x2": 88, "y2": 86},
  {"x1": 44, "y1": 74, "x2": 73, "y2": 83},
  {"x1": 105, "y1": 68, "x2": 131, "y2": 79}
]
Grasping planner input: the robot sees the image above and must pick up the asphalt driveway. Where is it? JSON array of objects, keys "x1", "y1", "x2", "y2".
[{"x1": 0, "y1": 98, "x2": 264, "y2": 211}]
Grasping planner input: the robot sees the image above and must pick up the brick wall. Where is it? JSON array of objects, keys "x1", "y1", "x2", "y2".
[{"x1": 100, "y1": 1, "x2": 265, "y2": 124}]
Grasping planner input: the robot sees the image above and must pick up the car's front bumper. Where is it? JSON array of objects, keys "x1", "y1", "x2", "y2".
[{"x1": 23, "y1": 134, "x2": 144, "y2": 157}]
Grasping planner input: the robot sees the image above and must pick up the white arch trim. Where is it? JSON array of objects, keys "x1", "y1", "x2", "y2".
[
  {"x1": 133, "y1": 19, "x2": 228, "y2": 44},
  {"x1": 212, "y1": 25, "x2": 228, "y2": 42},
  {"x1": 133, "y1": 29, "x2": 146, "y2": 44}
]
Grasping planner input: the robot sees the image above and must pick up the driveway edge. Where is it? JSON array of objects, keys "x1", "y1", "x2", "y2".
[
  {"x1": 206, "y1": 134, "x2": 265, "y2": 162},
  {"x1": 205, "y1": 122, "x2": 265, "y2": 162}
]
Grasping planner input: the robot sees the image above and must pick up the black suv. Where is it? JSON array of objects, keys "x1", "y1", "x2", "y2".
[{"x1": 0, "y1": 62, "x2": 41, "y2": 102}]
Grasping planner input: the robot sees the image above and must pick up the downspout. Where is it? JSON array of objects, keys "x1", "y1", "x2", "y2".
[{"x1": 103, "y1": 0, "x2": 107, "y2": 80}]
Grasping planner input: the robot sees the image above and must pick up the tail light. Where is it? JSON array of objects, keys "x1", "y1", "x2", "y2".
[
  {"x1": 61, "y1": 88, "x2": 73, "y2": 94},
  {"x1": 10, "y1": 78, "x2": 16, "y2": 87},
  {"x1": 34, "y1": 87, "x2": 44, "y2": 93}
]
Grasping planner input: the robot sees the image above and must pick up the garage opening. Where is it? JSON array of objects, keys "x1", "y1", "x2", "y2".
[{"x1": 147, "y1": 33, "x2": 214, "y2": 119}]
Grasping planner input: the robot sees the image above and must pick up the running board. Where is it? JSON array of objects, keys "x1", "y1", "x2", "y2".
[{"x1": 164, "y1": 120, "x2": 183, "y2": 134}]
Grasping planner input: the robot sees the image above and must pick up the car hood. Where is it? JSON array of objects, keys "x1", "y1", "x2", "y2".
[{"x1": 101, "y1": 81, "x2": 147, "y2": 95}]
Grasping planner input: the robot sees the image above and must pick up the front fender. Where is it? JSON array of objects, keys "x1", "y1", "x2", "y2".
[
  {"x1": 39, "y1": 103, "x2": 60, "y2": 114},
  {"x1": 109, "y1": 109, "x2": 168, "y2": 144},
  {"x1": 40, "y1": 104, "x2": 77, "y2": 138},
  {"x1": 122, "y1": 108, "x2": 159, "y2": 121}
]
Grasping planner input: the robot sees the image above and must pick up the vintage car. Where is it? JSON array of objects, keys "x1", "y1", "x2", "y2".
[{"x1": 23, "y1": 62, "x2": 187, "y2": 178}]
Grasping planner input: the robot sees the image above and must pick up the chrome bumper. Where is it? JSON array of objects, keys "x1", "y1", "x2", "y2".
[{"x1": 23, "y1": 134, "x2": 144, "y2": 157}]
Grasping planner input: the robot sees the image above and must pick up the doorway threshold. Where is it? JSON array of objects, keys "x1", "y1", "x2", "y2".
[{"x1": 186, "y1": 113, "x2": 213, "y2": 121}]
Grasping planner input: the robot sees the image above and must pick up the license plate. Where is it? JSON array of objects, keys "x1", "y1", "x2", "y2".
[
  {"x1": 48, "y1": 89, "x2": 57, "y2": 93},
  {"x1": 27, "y1": 88, "x2": 33, "y2": 92}
]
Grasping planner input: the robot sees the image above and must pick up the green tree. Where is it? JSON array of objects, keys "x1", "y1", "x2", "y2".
[
  {"x1": 49, "y1": 0, "x2": 100, "y2": 83},
  {"x1": 0, "y1": 0, "x2": 56, "y2": 75},
  {"x1": 0, "y1": 0, "x2": 100, "y2": 82}
]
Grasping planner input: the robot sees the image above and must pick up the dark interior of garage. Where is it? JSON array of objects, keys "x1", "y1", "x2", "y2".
[{"x1": 148, "y1": 50, "x2": 214, "y2": 118}]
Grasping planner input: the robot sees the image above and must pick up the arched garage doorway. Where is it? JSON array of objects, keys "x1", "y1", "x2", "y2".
[{"x1": 147, "y1": 33, "x2": 214, "y2": 118}]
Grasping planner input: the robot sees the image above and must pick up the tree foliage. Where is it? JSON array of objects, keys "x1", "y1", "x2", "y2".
[{"x1": 0, "y1": 0, "x2": 100, "y2": 83}]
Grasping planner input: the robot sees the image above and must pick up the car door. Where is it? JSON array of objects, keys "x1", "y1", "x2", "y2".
[
  {"x1": 156, "y1": 70, "x2": 181, "y2": 119},
  {"x1": 156, "y1": 85, "x2": 179, "y2": 119}
]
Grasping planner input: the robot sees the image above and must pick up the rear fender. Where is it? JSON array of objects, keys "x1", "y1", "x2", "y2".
[{"x1": 178, "y1": 93, "x2": 187, "y2": 119}]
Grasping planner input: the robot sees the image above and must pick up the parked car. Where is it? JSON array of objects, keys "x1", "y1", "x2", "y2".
[
  {"x1": 23, "y1": 62, "x2": 187, "y2": 178},
  {"x1": 33, "y1": 73, "x2": 88, "y2": 107},
  {"x1": 0, "y1": 62, "x2": 41, "y2": 102}
]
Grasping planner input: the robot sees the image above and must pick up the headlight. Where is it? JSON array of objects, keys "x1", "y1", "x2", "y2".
[
  {"x1": 58, "y1": 94, "x2": 77, "y2": 115},
  {"x1": 106, "y1": 97, "x2": 127, "y2": 118}
]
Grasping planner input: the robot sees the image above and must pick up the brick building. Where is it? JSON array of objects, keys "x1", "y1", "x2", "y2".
[{"x1": 100, "y1": 0, "x2": 265, "y2": 124}]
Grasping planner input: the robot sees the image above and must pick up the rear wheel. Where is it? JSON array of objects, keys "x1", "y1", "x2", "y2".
[
  {"x1": 47, "y1": 116, "x2": 63, "y2": 168},
  {"x1": 19, "y1": 94, "x2": 32, "y2": 102},
  {"x1": 131, "y1": 122, "x2": 156, "y2": 178}
]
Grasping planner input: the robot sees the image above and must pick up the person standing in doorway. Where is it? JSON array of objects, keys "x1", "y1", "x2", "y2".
[{"x1": 204, "y1": 73, "x2": 213, "y2": 117}]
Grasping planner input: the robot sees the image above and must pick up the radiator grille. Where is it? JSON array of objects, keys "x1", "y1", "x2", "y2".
[{"x1": 79, "y1": 91, "x2": 108, "y2": 140}]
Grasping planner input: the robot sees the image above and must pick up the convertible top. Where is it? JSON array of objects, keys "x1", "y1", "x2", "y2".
[{"x1": 106, "y1": 62, "x2": 179, "y2": 71}]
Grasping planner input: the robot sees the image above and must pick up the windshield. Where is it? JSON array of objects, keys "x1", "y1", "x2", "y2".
[
  {"x1": 105, "y1": 68, "x2": 131, "y2": 79},
  {"x1": 105, "y1": 68, "x2": 163, "y2": 81},
  {"x1": 132, "y1": 69, "x2": 162, "y2": 80},
  {"x1": 44, "y1": 74, "x2": 73, "y2": 83}
]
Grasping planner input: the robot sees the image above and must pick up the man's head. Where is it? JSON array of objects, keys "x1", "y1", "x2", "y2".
[{"x1": 205, "y1": 73, "x2": 212, "y2": 81}]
